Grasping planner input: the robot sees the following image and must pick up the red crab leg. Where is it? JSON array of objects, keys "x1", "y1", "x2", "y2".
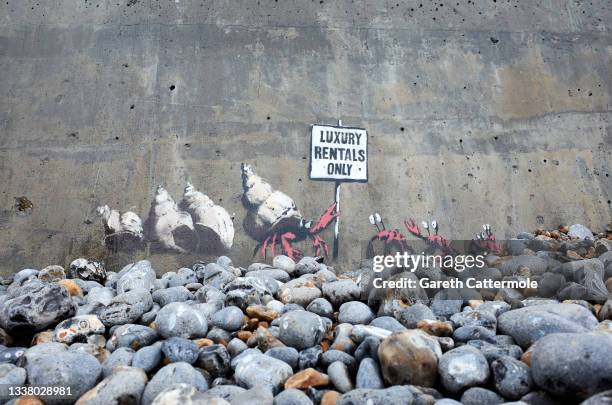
[
  {"x1": 312, "y1": 234, "x2": 329, "y2": 257},
  {"x1": 280, "y1": 232, "x2": 299, "y2": 261},
  {"x1": 261, "y1": 235, "x2": 271, "y2": 259},
  {"x1": 310, "y1": 202, "x2": 339, "y2": 234},
  {"x1": 404, "y1": 219, "x2": 421, "y2": 237},
  {"x1": 271, "y1": 233, "x2": 277, "y2": 257}
]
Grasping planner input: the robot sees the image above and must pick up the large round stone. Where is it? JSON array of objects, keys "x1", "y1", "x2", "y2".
[
  {"x1": 154, "y1": 302, "x2": 208, "y2": 339},
  {"x1": 377, "y1": 330, "x2": 442, "y2": 387},
  {"x1": 531, "y1": 332, "x2": 612, "y2": 398},
  {"x1": 438, "y1": 345, "x2": 490, "y2": 393},
  {"x1": 277, "y1": 310, "x2": 325, "y2": 350}
]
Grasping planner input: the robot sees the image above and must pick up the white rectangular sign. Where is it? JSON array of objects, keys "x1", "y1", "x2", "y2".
[{"x1": 310, "y1": 124, "x2": 368, "y2": 182}]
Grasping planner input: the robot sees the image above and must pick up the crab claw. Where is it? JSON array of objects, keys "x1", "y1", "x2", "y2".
[
  {"x1": 404, "y1": 219, "x2": 421, "y2": 236},
  {"x1": 310, "y1": 202, "x2": 338, "y2": 234}
]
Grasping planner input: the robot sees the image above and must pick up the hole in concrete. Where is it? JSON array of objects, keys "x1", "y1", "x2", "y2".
[
  {"x1": 169, "y1": 85, "x2": 176, "y2": 91},
  {"x1": 266, "y1": 116, "x2": 271, "y2": 120},
  {"x1": 130, "y1": 104, "x2": 135, "y2": 109},
  {"x1": 115, "y1": 136, "x2": 120, "y2": 140},
  {"x1": 400, "y1": 127, "x2": 405, "y2": 132}
]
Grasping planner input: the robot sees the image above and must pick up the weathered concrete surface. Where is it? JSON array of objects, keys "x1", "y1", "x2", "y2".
[{"x1": 0, "y1": 0, "x2": 610, "y2": 274}]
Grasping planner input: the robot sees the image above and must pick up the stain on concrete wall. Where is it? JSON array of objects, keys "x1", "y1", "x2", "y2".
[{"x1": 0, "y1": 0, "x2": 610, "y2": 274}]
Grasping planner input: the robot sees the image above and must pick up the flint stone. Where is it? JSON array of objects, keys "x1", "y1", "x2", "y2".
[
  {"x1": 531, "y1": 332, "x2": 612, "y2": 398},
  {"x1": 265, "y1": 346, "x2": 299, "y2": 370},
  {"x1": 0, "y1": 363, "x2": 26, "y2": 402},
  {"x1": 467, "y1": 340, "x2": 523, "y2": 362},
  {"x1": 273, "y1": 388, "x2": 312, "y2": 405},
  {"x1": 491, "y1": 356, "x2": 533, "y2": 400},
  {"x1": 295, "y1": 257, "x2": 321, "y2": 276},
  {"x1": 167, "y1": 268, "x2": 198, "y2": 287},
  {"x1": 336, "y1": 387, "x2": 414, "y2": 405},
  {"x1": 54, "y1": 315, "x2": 105, "y2": 344},
  {"x1": 338, "y1": 301, "x2": 375, "y2": 325},
  {"x1": 438, "y1": 345, "x2": 490, "y2": 393},
  {"x1": 306, "y1": 298, "x2": 334, "y2": 318},
  {"x1": 102, "y1": 347, "x2": 134, "y2": 377},
  {"x1": 162, "y1": 337, "x2": 198, "y2": 364},
  {"x1": 107, "y1": 324, "x2": 159, "y2": 351},
  {"x1": 24, "y1": 345, "x2": 102, "y2": 405},
  {"x1": 152, "y1": 286, "x2": 194, "y2": 306},
  {"x1": 248, "y1": 269, "x2": 290, "y2": 283},
  {"x1": 498, "y1": 303, "x2": 597, "y2": 348},
  {"x1": 460, "y1": 387, "x2": 504, "y2": 405},
  {"x1": 210, "y1": 306, "x2": 245, "y2": 331},
  {"x1": 369, "y1": 316, "x2": 406, "y2": 332},
  {"x1": 500, "y1": 256, "x2": 548, "y2": 276},
  {"x1": 298, "y1": 346, "x2": 322, "y2": 370},
  {"x1": 395, "y1": 303, "x2": 436, "y2": 328},
  {"x1": 322, "y1": 280, "x2": 360, "y2": 306},
  {"x1": 99, "y1": 288, "x2": 153, "y2": 327},
  {"x1": 430, "y1": 300, "x2": 463, "y2": 319},
  {"x1": 38, "y1": 265, "x2": 66, "y2": 282},
  {"x1": 356, "y1": 358, "x2": 384, "y2": 389},
  {"x1": 76, "y1": 366, "x2": 147, "y2": 405},
  {"x1": 320, "y1": 350, "x2": 357, "y2": 371},
  {"x1": 132, "y1": 344, "x2": 163, "y2": 372},
  {"x1": 86, "y1": 287, "x2": 115, "y2": 307},
  {"x1": 278, "y1": 310, "x2": 325, "y2": 350},
  {"x1": 151, "y1": 383, "x2": 219, "y2": 405},
  {"x1": 0, "y1": 280, "x2": 75, "y2": 333},
  {"x1": 227, "y1": 338, "x2": 248, "y2": 358},
  {"x1": 116, "y1": 260, "x2": 156, "y2": 294},
  {"x1": 155, "y1": 302, "x2": 208, "y2": 339},
  {"x1": 70, "y1": 258, "x2": 106, "y2": 283},
  {"x1": 142, "y1": 362, "x2": 209, "y2": 405},
  {"x1": 328, "y1": 360, "x2": 353, "y2": 393},
  {"x1": 234, "y1": 351, "x2": 293, "y2": 394},
  {"x1": 197, "y1": 344, "x2": 231, "y2": 377},
  {"x1": 568, "y1": 224, "x2": 594, "y2": 240},
  {"x1": 450, "y1": 309, "x2": 497, "y2": 331}
]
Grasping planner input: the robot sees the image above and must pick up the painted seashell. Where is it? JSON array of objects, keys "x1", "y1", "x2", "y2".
[
  {"x1": 148, "y1": 186, "x2": 196, "y2": 253},
  {"x1": 241, "y1": 163, "x2": 302, "y2": 239},
  {"x1": 96, "y1": 205, "x2": 144, "y2": 251},
  {"x1": 182, "y1": 183, "x2": 234, "y2": 251}
]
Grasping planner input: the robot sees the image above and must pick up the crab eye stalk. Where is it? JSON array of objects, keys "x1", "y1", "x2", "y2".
[
  {"x1": 422, "y1": 221, "x2": 429, "y2": 230},
  {"x1": 369, "y1": 214, "x2": 375, "y2": 225},
  {"x1": 374, "y1": 213, "x2": 382, "y2": 223}
]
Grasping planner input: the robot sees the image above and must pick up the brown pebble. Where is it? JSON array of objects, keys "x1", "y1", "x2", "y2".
[
  {"x1": 14, "y1": 396, "x2": 45, "y2": 405},
  {"x1": 258, "y1": 321, "x2": 269, "y2": 329},
  {"x1": 284, "y1": 368, "x2": 330, "y2": 390},
  {"x1": 247, "y1": 318, "x2": 259, "y2": 330},
  {"x1": 416, "y1": 319, "x2": 453, "y2": 337},
  {"x1": 31, "y1": 330, "x2": 53, "y2": 345},
  {"x1": 193, "y1": 338, "x2": 214, "y2": 348},
  {"x1": 246, "y1": 305, "x2": 280, "y2": 322},
  {"x1": 255, "y1": 326, "x2": 285, "y2": 351},
  {"x1": 321, "y1": 390, "x2": 340, "y2": 405},
  {"x1": 320, "y1": 340, "x2": 330, "y2": 352},
  {"x1": 521, "y1": 350, "x2": 532, "y2": 367},
  {"x1": 0, "y1": 327, "x2": 14, "y2": 346},
  {"x1": 58, "y1": 279, "x2": 83, "y2": 297},
  {"x1": 566, "y1": 250, "x2": 582, "y2": 260},
  {"x1": 237, "y1": 331, "x2": 252, "y2": 342}
]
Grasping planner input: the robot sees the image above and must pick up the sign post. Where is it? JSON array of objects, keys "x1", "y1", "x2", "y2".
[{"x1": 310, "y1": 121, "x2": 368, "y2": 259}]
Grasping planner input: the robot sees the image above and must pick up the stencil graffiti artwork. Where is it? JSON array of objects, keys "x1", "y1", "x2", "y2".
[
  {"x1": 96, "y1": 183, "x2": 234, "y2": 254},
  {"x1": 241, "y1": 163, "x2": 338, "y2": 260},
  {"x1": 367, "y1": 212, "x2": 501, "y2": 258}
]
